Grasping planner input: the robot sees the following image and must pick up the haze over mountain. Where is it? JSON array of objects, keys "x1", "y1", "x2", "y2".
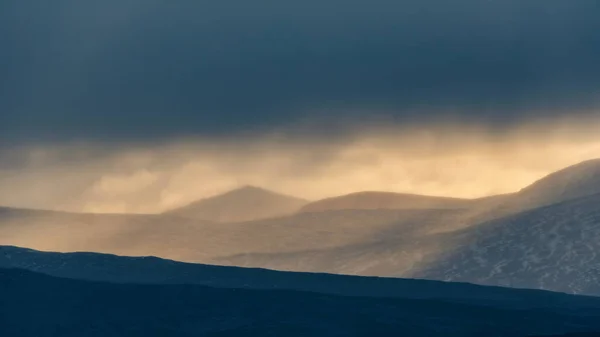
[
  {"x1": 299, "y1": 191, "x2": 472, "y2": 213},
  {"x1": 0, "y1": 204, "x2": 462, "y2": 265},
  {"x1": 3, "y1": 1, "x2": 600, "y2": 335},
  {"x1": 163, "y1": 185, "x2": 309, "y2": 222},
  {"x1": 508, "y1": 159, "x2": 600, "y2": 210},
  {"x1": 215, "y1": 159, "x2": 600, "y2": 295},
  {"x1": 1, "y1": 159, "x2": 600, "y2": 295},
  {"x1": 0, "y1": 207, "x2": 220, "y2": 262},
  {"x1": 427, "y1": 158, "x2": 600, "y2": 227},
  {"x1": 298, "y1": 159, "x2": 600, "y2": 220},
  {"x1": 413, "y1": 192, "x2": 600, "y2": 295}
]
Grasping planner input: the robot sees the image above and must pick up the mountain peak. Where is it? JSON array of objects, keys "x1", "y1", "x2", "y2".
[
  {"x1": 225, "y1": 185, "x2": 273, "y2": 195},
  {"x1": 237, "y1": 184, "x2": 263, "y2": 190},
  {"x1": 164, "y1": 186, "x2": 308, "y2": 222},
  {"x1": 515, "y1": 158, "x2": 600, "y2": 207}
]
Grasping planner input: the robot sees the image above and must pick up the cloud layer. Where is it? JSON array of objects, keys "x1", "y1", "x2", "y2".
[
  {"x1": 1, "y1": 117, "x2": 599, "y2": 213},
  {"x1": 1, "y1": 0, "x2": 600, "y2": 145},
  {"x1": 1, "y1": 1, "x2": 600, "y2": 212}
]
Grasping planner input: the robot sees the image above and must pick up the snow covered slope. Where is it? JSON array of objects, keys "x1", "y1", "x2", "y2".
[
  {"x1": 516, "y1": 159, "x2": 600, "y2": 208},
  {"x1": 215, "y1": 160, "x2": 600, "y2": 283},
  {"x1": 414, "y1": 193, "x2": 600, "y2": 295},
  {"x1": 483, "y1": 159, "x2": 600, "y2": 219}
]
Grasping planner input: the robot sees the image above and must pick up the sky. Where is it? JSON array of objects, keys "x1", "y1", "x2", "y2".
[{"x1": 1, "y1": 0, "x2": 600, "y2": 213}]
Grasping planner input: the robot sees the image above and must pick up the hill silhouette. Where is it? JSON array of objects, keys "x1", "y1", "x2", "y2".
[
  {"x1": 3, "y1": 267, "x2": 600, "y2": 336},
  {"x1": 164, "y1": 185, "x2": 309, "y2": 222}
]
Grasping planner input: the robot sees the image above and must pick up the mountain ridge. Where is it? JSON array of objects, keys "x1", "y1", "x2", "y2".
[
  {"x1": 163, "y1": 185, "x2": 309, "y2": 222},
  {"x1": 7, "y1": 244, "x2": 600, "y2": 308},
  {"x1": 3, "y1": 267, "x2": 600, "y2": 336},
  {"x1": 2, "y1": 158, "x2": 600, "y2": 295},
  {"x1": 299, "y1": 191, "x2": 474, "y2": 213},
  {"x1": 413, "y1": 192, "x2": 600, "y2": 295}
]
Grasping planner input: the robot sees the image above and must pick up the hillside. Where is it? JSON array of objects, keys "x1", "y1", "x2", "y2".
[
  {"x1": 0, "y1": 207, "x2": 219, "y2": 262},
  {"x1": 414, "y1": 193, "x2": 600, "y2": 295},
  {"x1": 0, "y1": 205, "x2": 466, "y2": 265},
  {"x1": 2, "y1": 159, "x2": 600, "y2": 294},
  {"x1": 477, "y1": 159, "x2": 600, "y2": 220},
  {"x1": 516, "y1": 159, "x2": 600, "y2": 208},
  {"x1": 300, "y1": 191, "x2": 473, "y2": 213},
  {"x1": 3, "y1": 267, "x2": 600, "y2": 336},
  {"x1": 163, "y1": 185, "x2": 309, "y2": 222},
  {"x1": 214, "y1": 161, "x2": 600, "y2": 287},
  {"x1": 3, "y1": 245, "x2": 592, "y2": 306}
]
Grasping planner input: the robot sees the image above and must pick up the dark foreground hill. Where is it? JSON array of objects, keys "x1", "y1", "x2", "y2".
[
  {"x1": 532, "y1": 334, "x2": 600, "y2": 337},
  {"x1": 3, "y1": 245, "x2": 600, "y2": 310},
  {"x1": 2, "y1": 268, "x2": 600, "y2": 337}
]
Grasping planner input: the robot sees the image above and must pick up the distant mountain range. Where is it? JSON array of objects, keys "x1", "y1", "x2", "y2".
[
  {"x1": 1, "y1": 159, "x2": 600, "y2": 296},
  {"x1": 3, "y1": 249, "x2": 600, "y2": 336},
  {"x1": 299, "y1": 191, "x2": 472, "y2": 213},
  {"x1": 163, "y1": 185, "x2": 309, "y2": 222},
  {"x1": 414, "y1": 192, "x2": 600, "y2": 294}
]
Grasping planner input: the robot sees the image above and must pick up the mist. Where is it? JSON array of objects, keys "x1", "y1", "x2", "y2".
[
  {"x1": 2, "y1": 1, "x2": 600, "y2": 213},
  {"x1": 1, "y1": 115, "x2": 599, "y2": 214}
]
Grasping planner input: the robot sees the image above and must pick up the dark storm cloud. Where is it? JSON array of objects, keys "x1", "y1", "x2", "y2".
[{"x1": 1, "y1": 0, "x2": 600, "y2": 146}]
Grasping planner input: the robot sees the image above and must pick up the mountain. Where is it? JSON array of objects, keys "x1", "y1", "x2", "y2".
[
  {"x1": 300, "y1": 191, "x2": 473, "y2": 213},
  {"x1": 163, "y1": 185, "x2": 309, "y2": 222},
  {"x1": 0, "y1": 204, "x2": 462, "y2": 266},
  {"x1": 213, "y1": 160, "x2": 600, "y2": 283},
  {"x1": 0, "y1": 205, "x2": 464, "y2": 270},
  {"x1": 516, "y1": 159, "x2": 600, "y2": 207},
  {"x1": 2, "y1": 159, "x2": 600, "y2": 294},
  {"x1": 413, "y1": 192, "x2": 600, "y2": 295},
  {"x1": 216, "y1": 192, "x2": 600, "y2": 293},
  {"x1": 4, "y1": 244, "x2": 593, "y2": 305},
  {"x1": 3, "y1": 267, "x2": 600, "y2": 336},
  {"x1": 0, "y1": 206, "x2": 220, "y2": 262},
  {"x1": 478, "y1": 159, "x2": 600, "y2": 220}
]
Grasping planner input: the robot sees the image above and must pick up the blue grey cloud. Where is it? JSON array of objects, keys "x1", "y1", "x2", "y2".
[{"x1": 1, "y1": 0, "x2": 599, "y2": 146}]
